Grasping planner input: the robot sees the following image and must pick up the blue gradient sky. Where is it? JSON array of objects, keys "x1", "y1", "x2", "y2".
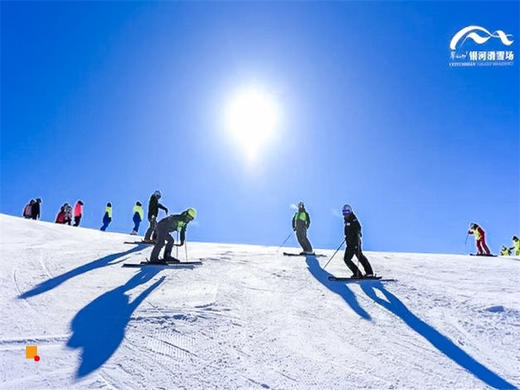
[{"x1": 1, "y1": 1, "x2": 518, "y2": 254}]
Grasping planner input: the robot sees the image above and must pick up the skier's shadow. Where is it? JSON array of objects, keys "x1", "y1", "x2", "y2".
[
  {"x1": 305, "y1": 256, "x2": 371, "y2": 320},
  {"x1": 19, "y1": 244, "x2": 147, "y2": 299},
  {"x1": 67, "y1": 266, "x2": 165, "y2": 378},
  {"x1": 360, "y1": 282, "x2": 515, "y2": 389}
]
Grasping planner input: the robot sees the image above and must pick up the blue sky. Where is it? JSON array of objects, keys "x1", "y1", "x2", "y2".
[{"x1": 1, "y1": 1, "x2": 518, "y2": 254}]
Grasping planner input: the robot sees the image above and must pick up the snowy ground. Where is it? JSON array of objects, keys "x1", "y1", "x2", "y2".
[{"x1": 0, "y1": 213, "x2": 519, "y2": 389}]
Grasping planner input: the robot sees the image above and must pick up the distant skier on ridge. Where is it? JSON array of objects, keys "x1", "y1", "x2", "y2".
[
  {"x1": 130, "y1": 201, "x2": 144, "y2": 235},
  {"x1": 468, "y1": 223, "x2": 491, "y2": 256},
  {"x1": 292, "y1": 201, "x2": 314, "y2": 255},
  {"x1": 149, "y1": 208, "x2": 196, "y2": 264},
  {"x1": 100, "y1": 202, "x2": 112, "y2": 231},
  {"x1": 342, "y1": 204, "x2": 374, "y2": 278},
  {"x1": 31, "y1": 198, "x2": 42, "y2": 220},
  {"x1": 143, "y1": 190, "x2": 168, "y2": 243},
  {"x1": 23, "y1": 200, "x2": 35, "y2": 219},
  {"x1": 73, "y1": 200, "x2": 84, "y2": 227},
  {"x1": 512, "y1": 235, "x2": 520, "y2": 256}
]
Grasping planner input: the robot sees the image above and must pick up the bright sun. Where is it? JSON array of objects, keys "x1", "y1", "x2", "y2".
[{"x1": 225, "y1": 88, "x2": 280, "y2": 161}]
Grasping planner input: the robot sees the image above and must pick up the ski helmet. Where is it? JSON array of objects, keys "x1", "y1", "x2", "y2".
[
  {"x1": 153, "y1": 190, "x2": 161, "y2": 198},
  {"x1": 186, "y1": 208, "x2": 197, "y2": 220},
  {"x1": 342, "y1": 204, "x2": 352, "y2": 216},
  {"x1": 298, "y1": 201, "x2": 304, "y2": 209}
]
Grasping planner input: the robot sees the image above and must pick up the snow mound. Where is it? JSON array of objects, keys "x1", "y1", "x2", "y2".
[{"x1": 0, "y1": 214, "x2": 519, "y2": 389}]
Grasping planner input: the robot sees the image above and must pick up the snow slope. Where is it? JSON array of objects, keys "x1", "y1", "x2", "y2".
[{"x1": 0, "y1": 213, "x2": 519, "y2": 389}]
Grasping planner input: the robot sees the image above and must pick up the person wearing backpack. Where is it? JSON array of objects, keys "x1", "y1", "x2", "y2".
[
  {"x1": 131, "y1": 201, "x2": 144, "y2": 235},
  {"x1": 31, "y1": 198, "x2": 42, "y2": 220},
  {"x1": 73, "y1": 200, "x2": 84, "y2": 227},
  {"x1": 23, "y1": 200, "x2": 34, "y2": 219},
  {"x1": 100, "y1": 203, "x2": 112, "y2": 231}
]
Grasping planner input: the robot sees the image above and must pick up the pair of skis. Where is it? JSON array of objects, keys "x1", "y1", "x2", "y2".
[
  {"x1": 123, "y1": 258, "x2": 202, "y2": 268},
  {"x1": 283, "y1": 252, "x2": 395, "y2": 282},
  {"x1": 124, "y1": 240, "x2": 154, "y2": 245},
  {"x1": 328, "y1": 275, "x2": 396, "y2": 282},
  {"x1": 122, "y1": 241, "x2": 197, "y2": 267},
  {"x1": 283, "y1": 252, "x2": 327, "y2": 258}
]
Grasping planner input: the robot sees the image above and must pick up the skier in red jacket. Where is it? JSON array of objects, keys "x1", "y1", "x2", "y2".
[
  {"x1": 468, "y1": 223, "x2": 491, "y2": 255},
  {"x1": 73, "y1": 200, "x2": 84, "y2": 227}
]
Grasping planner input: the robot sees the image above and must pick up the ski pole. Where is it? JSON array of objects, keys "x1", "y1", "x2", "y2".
[
  {"x1": 323, "y1": 239, "x2": 345, "y2": 270},
  {"x1": 185, "y1": 240, "x2": 188, "y2": 261},
  {"x1": 277, "y1": 231, "x2": 294, "y2": 252},
  {"x1": 176, "y1": 231, "x2": 179, "y2": 259}
]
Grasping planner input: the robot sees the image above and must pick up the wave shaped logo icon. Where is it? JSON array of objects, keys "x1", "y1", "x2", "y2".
[{"x1": 450, "y1": 26, "x2": 514, "y2": 50}]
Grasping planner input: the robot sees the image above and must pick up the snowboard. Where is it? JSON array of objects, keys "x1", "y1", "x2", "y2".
[
  {"x1": 283, "y1": 252, "x2": 326, "y2": 257},
  {"x1": 124, "y1": 241, "x2": 155, "y2": 245},
  {"x1": 328, "y1": 275, "x2": 396, "y2": 282},
  {"x1": 469, "y1": 253, "x2": 497, "y2": 257}
]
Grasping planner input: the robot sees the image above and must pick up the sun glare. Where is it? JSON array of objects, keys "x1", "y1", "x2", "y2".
[{"x1": 225, "y1": 88, "x2": 280, "y2": 161}]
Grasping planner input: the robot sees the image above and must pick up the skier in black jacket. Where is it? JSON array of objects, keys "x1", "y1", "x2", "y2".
[
  {"x1": 31, "y1": 198, "x2": 41, "y2": 220},
  {"x1": 143, "y1": 190, "x2": 168, "y2": 242},
  {"x1": 149, "y1": 209, "x2": 196, "y2": 263},
  {"x1": 292, "y1": 201, "x2": 313, "y2": 254},
  {"x1": 342, "y1": 204, "x2": 374, "y2": 278}
]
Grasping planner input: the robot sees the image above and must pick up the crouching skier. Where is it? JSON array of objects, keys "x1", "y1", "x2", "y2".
[
  {"x1": 293, "y1": 201, "x2": 314, "y2": 255},
  {"x1": 342, "y1": 204, "x2": 374, "y2": 278},
  {"x1": 149, "y1": 208, "x2": 196, "y2": 264}
]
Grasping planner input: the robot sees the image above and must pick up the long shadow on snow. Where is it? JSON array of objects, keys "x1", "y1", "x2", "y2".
[
  {"x1": 67, "y1": 266, "x2": 165, "y2": 378},
  {"x1": 305, "y1": 256, "x2": 371, "y2": 320},
  {"x1": 360, "y1": 282, "x2": 515, "y2": 389},
  {"x1": 18, "y1": 245, "x2": 147, "y2": 299}
]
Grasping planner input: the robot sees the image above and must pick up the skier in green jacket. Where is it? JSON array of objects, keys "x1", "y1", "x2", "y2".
[
  {"x1": 292, "y1": 202, "x2": 314, "y2": 255},
  {"x1": 149, "y1": 208, "x2": 196, "y2": 264},
  {"x1": 512, "y1": 236, "x2": 520, "y2": 256}
]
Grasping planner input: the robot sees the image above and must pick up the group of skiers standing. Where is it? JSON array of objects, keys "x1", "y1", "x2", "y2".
[
  {"x1": 22, "y1": 198, "x2": 144, "y2": 233},
  {"x1": 21, "y1": 196, "x2": 519, "y2": 267},
  {"x1": 22, "y1": 198, "x2": 42, "y2": 220},
  {"x1": 467, "y1": 223, "x2": 519, "y2": 256},
  {"x1": 139, "y1": 190, "x2": 197, "y2": 264},
  {"x1": 292, "y1": 202, "x2": 374, "y2": 278},
  {"x1": 54, "y1": 201, "x2": 84, "y2": 226},
  {"x1": 99, "y1": 201, "x2": 144, "y2": 233}
]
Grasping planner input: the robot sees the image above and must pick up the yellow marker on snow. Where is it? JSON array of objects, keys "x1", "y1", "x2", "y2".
[{"x1": 25, "y1": 345, "x2": 37, "y2": 359}]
